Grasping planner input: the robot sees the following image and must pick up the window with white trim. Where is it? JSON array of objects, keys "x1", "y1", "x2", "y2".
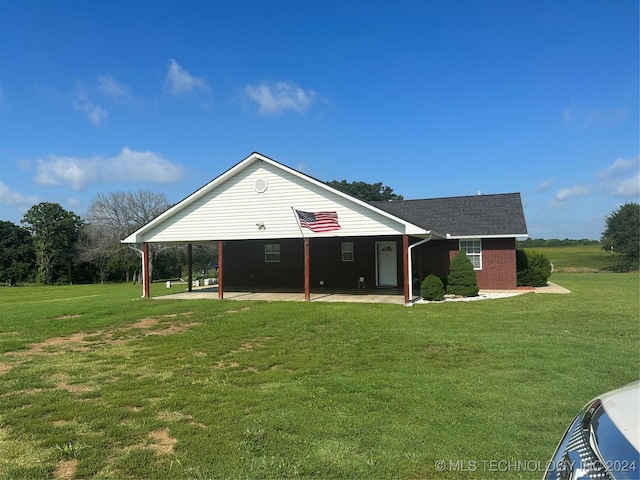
[
  {"x1": 341, "y1": 242, "x2": 354, "y2": 262},
  {"x1": 460, "y1": 240, "x2": 482, "y2": 269},
  {"x1": 265, "y1": 244, "x2": 281, "y2": 262}
]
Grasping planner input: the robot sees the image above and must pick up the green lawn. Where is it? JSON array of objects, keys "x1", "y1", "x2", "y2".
[
  {"x1": 0, "y1": 273, "x2": 638, "y2": 479},
  {"x1": 522, "y1": 244, "x2": 618, "y2": 272}
]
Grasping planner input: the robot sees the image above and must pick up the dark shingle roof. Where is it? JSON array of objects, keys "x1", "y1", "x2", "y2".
[{"x1": 371, "y1": 193, "x2": 528, "y2": 237}]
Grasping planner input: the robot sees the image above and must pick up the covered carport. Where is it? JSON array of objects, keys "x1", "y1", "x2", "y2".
[{"x1": 122, "y1": 153, "x2": 434, "y2": 304}]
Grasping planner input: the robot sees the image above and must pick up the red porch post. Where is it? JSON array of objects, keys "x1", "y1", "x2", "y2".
[
  {"x1": 142, "y1": 242, "x2": 151, "y2": 298},
  {"x1": 217, "y1": 240, "x2": 224, "y2": 300},
  {"x1": 403, "y1": 235, "x2": 410, "y2": 303},
  {"x1": 187, "y1": 243, "x2": 193, "y2": 292},
  {"x1": 304, "y1": 237, "x2": 310, "y2": 301}
]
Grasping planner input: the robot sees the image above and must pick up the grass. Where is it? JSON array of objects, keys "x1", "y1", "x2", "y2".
[
  {"x1": 522, "y1": 244, "x2": 619, "y2": 272},
  {"x1": 0, "y1": 273, "x2": 638, "y2": 479}
]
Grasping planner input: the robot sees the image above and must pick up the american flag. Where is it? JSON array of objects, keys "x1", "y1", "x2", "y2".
[{"x1": 295, "y1": 210, "x2": 341, "y2": 233}]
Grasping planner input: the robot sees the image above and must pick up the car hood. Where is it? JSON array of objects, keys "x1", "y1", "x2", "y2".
[{"x1": 599, "y1": 380, "x2": 640, "y2": 452}]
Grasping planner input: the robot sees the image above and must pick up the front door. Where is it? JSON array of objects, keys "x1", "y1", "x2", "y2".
[{"x1": 376, "y1": 241, "x2": 397, "y2": 287}]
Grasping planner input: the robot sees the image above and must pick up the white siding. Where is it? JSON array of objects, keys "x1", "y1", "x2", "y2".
[{"x1": 139, "y1": 160, "x2": 413, "y2": 243}]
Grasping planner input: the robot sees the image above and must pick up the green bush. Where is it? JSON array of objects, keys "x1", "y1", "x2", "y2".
[
  {"x1": 516, "y1": 249, "x2": 552, "y2": 286},
  {"x1": 447, "y1": 250, "x2": 479, "y2": 297},
  {"x1": 420, "y1": 274, "x2": 445, "y2": 301}
]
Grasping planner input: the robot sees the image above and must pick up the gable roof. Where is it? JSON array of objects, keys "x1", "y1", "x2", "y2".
[
  {"x1": 371, "y1": 193, "x2": 528, "y2": 238},
  {"x1": 122, "y1": 152, "x2": 429, "y2": 244}
]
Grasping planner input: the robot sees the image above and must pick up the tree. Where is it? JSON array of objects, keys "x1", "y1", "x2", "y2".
[
  {"x1": 86, "y1": 190, "x2": 171, "y2": 281},
  {"x1": 447, "y1": 250, "x2": 479, "y2": 297},
  {"x1": 326, "y1": 180, "x2": 404, "y2": 202},
  {"x1": 88, "y1": 190, "x2": 170, "y2": 235},
  {"x1": 21, "y1": 203, "x2": 82, "y2": 284},
  {"x1": 0, "y1": 221, "x2": 36, "y2": 284},
  {"x1": 75, "y1": 223, "x2": 119, "y2": 283},
  {"x1": 601, "y1": 202, "x2": 640, "y2": 271}
]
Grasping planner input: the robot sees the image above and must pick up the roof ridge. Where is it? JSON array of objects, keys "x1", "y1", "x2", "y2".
[{"x1": 372, "y1": 192, "x2": 521, "y2": 203}]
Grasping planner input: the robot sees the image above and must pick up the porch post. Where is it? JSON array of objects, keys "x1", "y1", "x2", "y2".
[
  {"x1": 218, "y1": 240, "x2": 224, "y2": 300},
  {"x1": 403, "y1": 235, "x2": 410, "y2": 304},
  {"x1": 304, "y1": 237, "x2": 310, "y2": 301},
  {"x1": 142, "y1": 242, "x2": 151, "y2": 298},
  {"x1": 187, "y1": 243, "x2": 193, "y2": 292}
]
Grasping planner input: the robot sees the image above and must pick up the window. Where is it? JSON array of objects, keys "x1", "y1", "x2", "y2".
[
  {"x1": 341, "y1": 242, "x2": 354, "y2": 262},
  {"x1": 460, "y1": 240, "x2": 482, "y2": 269},
  {"x1": 265, "y1": 244, "x2": 280, "y2": 262}
]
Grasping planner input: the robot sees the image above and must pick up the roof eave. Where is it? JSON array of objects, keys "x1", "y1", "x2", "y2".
[
  {"x1": 121, "y1": 152, "x2": 266, "y2": 243},
  {"x1": 445, "y1": 233, "x2": 529, "y2": 239}
]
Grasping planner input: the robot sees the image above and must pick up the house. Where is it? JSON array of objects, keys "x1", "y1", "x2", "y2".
[{"x1": 122, "y1": 152, "x2": 528, "y2": 303}]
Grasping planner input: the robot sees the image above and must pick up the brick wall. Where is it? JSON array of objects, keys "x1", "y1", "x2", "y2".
[
  {"x1": 473, "y1": 238, "x2": 517, "y2": 290},
  {"x1": 418, "y1": 238, "x2": 518, "y2": 290}
]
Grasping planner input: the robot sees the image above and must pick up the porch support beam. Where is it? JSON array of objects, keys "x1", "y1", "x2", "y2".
[
  {"x1": 304, "y1": 238, "x2": 310, "y2": 302},
  {"x1": 142, "y1": 242, "x2": 150, "y2": 298},
  {"x1": 407, "y1": 234, "x2": 432, "y2": 302},
  {"x1": 403, "y1": 235, "x2": 409, "y2": 304},
  {"x1": 218, "y1": 240, "x2": 224, "y2": 300},
  {"x1": 187, "y1": 244, "x2": 193, "y2": 292}
]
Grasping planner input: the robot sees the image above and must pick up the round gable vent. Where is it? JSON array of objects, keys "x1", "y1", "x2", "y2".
[{"x1": 254, "y1": 177, "x2": 268, "y2": 193}]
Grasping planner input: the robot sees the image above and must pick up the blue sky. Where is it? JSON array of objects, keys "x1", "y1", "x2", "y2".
[{"x1": 0, "y1": 0, "x2": 638, "y2": 239}]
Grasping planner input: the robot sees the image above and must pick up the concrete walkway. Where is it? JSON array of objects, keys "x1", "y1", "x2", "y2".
[
  {"x1": 155, "y1": 281, "x2": 570, "y2": 304},
  {"x1": 533, "y1": 281, "x2": 572, "y2": 294}
]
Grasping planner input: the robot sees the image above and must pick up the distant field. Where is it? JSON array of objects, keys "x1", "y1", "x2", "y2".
[
  {"x1": 521, "y1": 244, "x2": 618, "y2": 272},
  {"x1": 0, "y1": 273, "x2": 638, "y2": 479}
]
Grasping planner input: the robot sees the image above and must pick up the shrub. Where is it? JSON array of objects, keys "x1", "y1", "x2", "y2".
[
  {"x1": 420, "y1": 274, "x2": 445, "y2": 301},
  {"x1": 516, "y1": 249, "x2": 552, "y2": 287},
  {"x1": 447, "y1": 250, "x2": 479, "y2": 297}
]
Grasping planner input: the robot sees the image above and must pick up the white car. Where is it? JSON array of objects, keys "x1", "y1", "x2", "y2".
[{"x1": 543, "y1": 381, "x2": 640, "y2": 480}]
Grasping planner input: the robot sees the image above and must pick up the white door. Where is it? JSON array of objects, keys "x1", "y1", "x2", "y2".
[{"x1": 376, "y1": 241, "x2": 397, "y2": 286}]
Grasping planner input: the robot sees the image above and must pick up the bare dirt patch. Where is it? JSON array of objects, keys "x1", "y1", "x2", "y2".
[
  {"x1": 0, "y1": 363, "x2": 13, "y2": 375},
  {"x1": 26, "y1": 333, "x2": 96, "y2": 355},
  {"x1": 214, "y1": 361, "x2": 240, "y2": 369},
  {"x1": 52, "y1": 374, "x2": 94, "y2": 394},
  {"x1": 126, "y1": 316, "x2": 200, "y2": 336},
  {"x1": 7, "y1": 314, "x2": 200, "y2": 360},
  {"x1": 147, "y1": 428, "x2": 177, "y2": 455},
  {"x1": 157, "y1": 410, "x2": 193, "y2": 422},
  {"x1": 54, "y1": 459, "x2": 78, "y2": 480},
  {"x1": 231, "y1": 337, "x2": 273, "y2": 354}
]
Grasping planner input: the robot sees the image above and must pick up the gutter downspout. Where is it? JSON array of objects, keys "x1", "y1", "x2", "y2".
[{"x1": 407, "y1": 234, "x2": 432, "y2": 304}]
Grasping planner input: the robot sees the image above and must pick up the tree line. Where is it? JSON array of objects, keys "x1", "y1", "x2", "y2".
[
  {"x1": 0, "y1": 190, "x2": 216, "y2": 286},
  {"x1": 1, "y1": 180, "x2": 406, "y2": 286},
  {"x1": 517, "y1": 238, "x2": 601, "y2": 247},
  {"x1": 1, "y1": 185, "x2": 637, "y2": 286}
]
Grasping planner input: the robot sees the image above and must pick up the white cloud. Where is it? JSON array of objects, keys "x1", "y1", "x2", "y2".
[
  {"x1": 597, "y1": 156, "x2": 639, "y2": 179},
  {"x1": 97, "y1": 75, "x2": 131, "y2": 101},
  {"x1": 535, "y1": 177, "x2": 555, "y2": 192},
  {"x1": 563, "y1": 102, "x2": 627, "y2": 128},
  {"x1": 35, "y1": 147, "x2": 184, "y2": 190},
  {"x1": 597, "y1": 156, "x2": 640, "y2": 198},
  {"x1": 0, "y1": 181, "x2": 39, "y2": 211},
  {"x1": 612, "y1": 175, "x2": 640, "y2": 197},
  {"x1": 165, "y1": 59, "x2": 209, "y2": 95},
  {"x1": 243, "y1": 81, "x2": 316, "y2": 115},
  {"x1": 555, "y1": 185, "x2": 590, "y2": 202},
  {"x1": 73, "y1": 82, "x2": 108, "y2": 125}
]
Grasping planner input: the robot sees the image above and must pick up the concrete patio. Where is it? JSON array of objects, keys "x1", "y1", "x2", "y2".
[{"x1": 153, "y1": 281, "x2": 570, "y2": 304}]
